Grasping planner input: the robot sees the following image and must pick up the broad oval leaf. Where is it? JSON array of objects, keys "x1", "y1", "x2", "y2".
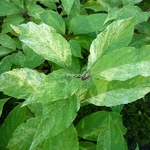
[
  {"x1": 0, "y1": 68, "x2": 45, "y2": 99},
  {"x1": 68, "y1": 14, "x2": 108, "y2": 35},
  {"x1": 61, "y1": 0, "x2": 75, "y2": 15},
  {"x1": 76, "y1": 111, "x2": 126, "y2": 141},
  {"x1": 23, "y1": 69, "x2": 82, "y2": 105},
  {"x1": 97, "y1": 124, "x2": 125, "y2": 150},
  {"x1": 2, "y1": 14, "x2": 24, "y2": 33},
  {"x1": 0, "y1": 33, "x2": 16, "y2": 49},
  {"x1": 105, "y1": 5, "x2": 149, "y2": 25},
  {"x1": 0, "y1": 68, "x2": 82, "y2": 106},
  {"x1": 0, "y1": 0, "x2": 20, "y2": 16},
  {"x1": 7, "y1": 95, "x2": 79, "y2": 150},
  {"x1": 84, "y1": 76, "x2": 150, "y2": 107},
  {"x1": 87, "y1": 17, "x2": 134, "y2": 69},
  {"x1": 0, "y1": 104, "x2": 26, "y2": 150},
  {"x1": 40, "y1": 10, "x2": 65, "y2": 34},
  {"x1": 41, "y1": 125, "x2": 79, "y2": 150},
  {"x1": 12, "y1": 22, "x2": 72, "y2": 68},
  {"x1": 89, "y1": 45, "x2": 150, "y2": 81}
]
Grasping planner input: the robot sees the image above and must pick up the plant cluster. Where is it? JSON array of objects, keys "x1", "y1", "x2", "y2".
[{"x1": 0, "y1": 0, "x2": 150, "y2": 150}]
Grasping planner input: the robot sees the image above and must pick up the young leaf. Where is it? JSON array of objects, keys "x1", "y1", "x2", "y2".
[
  {"x1": 0, "y1": 56, "x2": 12, "y2": 74},
  {"x1": 74, "y1": 34, "x2": 94, "y2": 50},
  {"x1": 79, "y1": 141, "x2": 96, "y2": 150},
  {"x1": 0, "y1": 33, "x2": 16, "y2": 49},
  {"x1": 68, "y1": 14, "x2": 108, "y2": 35},
  {"x1": 89, "y1": 45, "x2": 150, "y2": 81},
  {"x1": 37, "y1": 0, "x2": 58, "y2": 10},
  {"x1": 40, "y1": 125, "x2": 79, "y2": 150},
  {"x1": 2, "y1": 14, "x2": 24, "y2": 33},
  {"x1": 84, "y1": 76, "x2": 150, "y2": 107},
  {"x1": 0, "y1": 0, "x2": 20, "y2": 16},
  {"x1": 76, "y1": 111, "x2": 126, "y2": 141},
  {"x1": 7, "y1": 95, "x2": 79, "y2": 149},
  {"x1": 10, "y1": 51, "x2": 26, "y2": 67},
  {"x1": 87, "y1": 17, "x2": 134, "y2": 69},
  {"x1": 0, "y1": 104, "x2": 26, "y2": 150},
  {"x1": 115, "y1": 5, "x2": 150, "y2": 25},
  {"x1": 61, "y1": 0, "x2": 75, "y2": 15},
  {"x1": 12, "y1": 22, "x2": 72, "y2": 68},
  {"x1": 69, "y1": 39, "x2": 83, "y2": 58},
  {"x1": 11, "y1": 0, "x2": 24, "y2": 8},
  {"x1": 83, "y1": 1, "x2": 104, "y2": 12},
  {"x1": 27, "y1": 4, "x2": 45, "y2": 19},
  {"x1": 0, "y1": 46, "x2": 15, "y2": 57},
  {"x1": 97, "y1": 124, "x2": 125, "y2": 150},
  {"x1": 40, "y1": 10, "x2": 65, "y2": 34},
  {"x1": 69, "y1": 0, "x2": 80, "y2": 17}
]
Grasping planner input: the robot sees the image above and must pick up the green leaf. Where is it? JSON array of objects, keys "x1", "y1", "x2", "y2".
[
  {"x1": 7, "y1": 95, "x2": 79, "y2": 149},
  {"x1": 89, "y1": 45, "x2": 150, "y2": 81},
  {"x1": 0, "y1": 68, "x2": 46, "y2": 99},
  {"x1": 2, "y1": 14, "x2": 25, "y2": 33},
  {"x1": 69, "y1": 0, "x2": 80, "y2": 17},
  {"x1": 88, "y1": 17, "x2": 135, "y2": 69},
  {"x1": 68, "y1": 14, "x2": 108, "y2": 35},
  {"x1": 23, "y1": 69, "x2": 82, "y2": 105},
  {"x1": 0, "y1": 34, "x2": 16, "y2": 49},
  {"x1": 11, "y1": 0, "x2": 24, "y2": 8},
  {"x1": 111, "y1": 104, "x2": 124, "y2": 113},
  {"x1": 76, "y1": 111, "x2": 126, "y2": 141},
  {"x1": 136, "y1": 22, "x2": 150, "y2": 36},
  {"x1": 0, "y1": 68, "x2": 82, "y2": 105},
  {"x1": 83, "y1": 1, "x2": 104, "y2": 12},
  {"x1": 69, "y1": 39, "x2": 83, "y2": 58},
  {"x1": 0, "y1": 46, "x2": 15, "y2": 57},
  {"x1": 97, "y1": 124, "x2": 125, "y2": 150},
  {"x1": 74, "y1": 35, "x2": 93, "y2": 50},
  {"x1": 122, "y1": 0, "x2": 142, "y2": 5},
  {"x1": 70, "y1": 56, "x2": 81, "y2": 73},
  {"x1": 0, "y1": 56, "x2": 12, "y2": 74},
  {"x1": 24, "y1": 0, "x2": 36, "y2": 9},
  {"x1": 11, "y1": 51, "x2": 26, "y2": 67},
  {"x1": 12, "y1": 22, "x2": 72, "y2": 68},
  {"x1": 79, "y1": 141, "x2": 96, "y2": 150},
  {"x1": 0, "y1": 0, "x2": 21, "y2": 16},
  {"x1": 28, "y1": 4, "x2": 45, "y2": 19},
  {"x1": 0, "y1": 104, "x2": 26, "y2": 150},
  {"x1": 41, "y1": 125, "x2": 79, "y2": 150},
  {"x1": 27, "y1": 102, "x2": 44, "y2": 116},
  {"x1": 114, "y1": 5, "x2": 150, "y2": 25},
  {"x1": 40, "y1": 10, "x2": 65, "y2": 34},
  {"x1": 129, "y1": 34, "x2": 150, "y2": 48},
  {"x1": 61, "y1": 0, "x2": 75, "y2": 15},
  {"x1": 7, "y1": 116, "x2": 41, "y2": 150},
  {"x1": 84, "y1": 75, "x2": 150, "y2": 107},
  {"x1": 135, "y1": 143, "x2": 140, "y2": 150},
  {"x1": 0, "y1": 98, "x2": 9, "y2": 116},
  {"x1": 37, "y1": 0, "x2": 58, "y2": 10},
  {"x1": 97, "y1": 0, "x2": 122, "y2": 11},
  {"x1": 23, "y1": 45, "x2": 45, "y2": 69}
]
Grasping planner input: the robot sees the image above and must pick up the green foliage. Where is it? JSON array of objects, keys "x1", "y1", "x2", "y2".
[{"x1": 0, "y1": 0, "x2": 150, "y2": 149}]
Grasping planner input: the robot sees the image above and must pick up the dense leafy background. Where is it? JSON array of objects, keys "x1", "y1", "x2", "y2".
[{"x1": 0, "y1": 0, "x2": 150, "y2": 150}]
